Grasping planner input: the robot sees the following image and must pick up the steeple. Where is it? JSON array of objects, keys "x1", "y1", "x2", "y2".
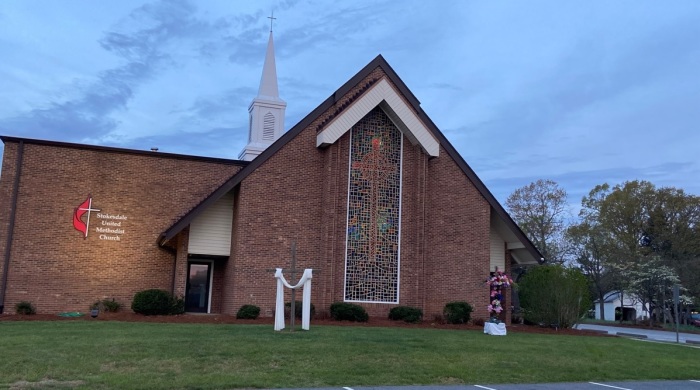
[
  {"x1": 239, "y1": 28, "x2": 287, "y2": 161},
  {"x1": 257, "y1": 32, "x2": 280, "y2": 101}
]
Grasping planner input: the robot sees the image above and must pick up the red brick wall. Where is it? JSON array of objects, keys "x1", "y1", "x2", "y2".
[
  {"x1": 0, "y1": 141, "x2": 241, "y2": 313},
  {"x1": 220, "y1": 68, "x2": 493, "y2": 321},
  {"x1": 424, "y1": 145, "x2": 491, "y2": 322},
  {"x1": 0, "y1": 142, "x2": 20, "y2": 310},
  {"x1": 1, "y1": 67, "x2": 501, "y2": 321}
]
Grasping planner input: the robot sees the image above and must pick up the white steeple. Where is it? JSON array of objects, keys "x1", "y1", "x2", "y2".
[{"x1": 239, "y1": 30, "x2": 287, "y2": 161}]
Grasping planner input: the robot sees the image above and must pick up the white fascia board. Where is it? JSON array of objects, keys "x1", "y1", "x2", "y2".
[
  {"x1": 316, "y1": 79, "x2": 439, "y2": 157},
  {"x1": 506, "y1": 242, "x2": 526, "y2": 250}
]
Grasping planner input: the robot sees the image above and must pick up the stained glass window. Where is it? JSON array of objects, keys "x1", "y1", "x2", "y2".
[{"x1": 344, "y1": 107, "x2": 402, "y2": 303}]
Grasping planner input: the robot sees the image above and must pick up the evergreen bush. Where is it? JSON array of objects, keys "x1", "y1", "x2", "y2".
[
  {"x1": 236, "y1": 304, "x2": 261, "y2": 319},
  {"x1": 131, "y1": 289, "x2": 183, "y2": 315},
  {"x1": 170, "y1": 296, "x2": 185, "y2": 315},
  {"x1": 329, "y1": 302, "x2": 368, "y2": 322},
  {"x1": 15, "y1": 301, "x2": 36, "y2": 315},
  {"x1": 518, "y1": 264, "x2": 591, "y2": 328},
  {"x1": 388, "y1": 306, "x2": 423, "y2": 323},
  {"x1": 443, "y1": 301, "x2": 473, "y2": 324},
  {"x1": 284, "y1": 301, "x2": 315, "y2": 319}
]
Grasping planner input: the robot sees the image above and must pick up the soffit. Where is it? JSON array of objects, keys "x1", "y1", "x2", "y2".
[{"x1": 316, "y1": 79, "x2": 439, "y2": 157}]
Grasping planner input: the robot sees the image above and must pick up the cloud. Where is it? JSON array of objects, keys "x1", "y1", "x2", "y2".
[
  {"x1": 119, "y1": 125, "x2": 245, "y2": 159},
  {"x1": 0, "y1": 0, "x2": 234, "y2": 141}
]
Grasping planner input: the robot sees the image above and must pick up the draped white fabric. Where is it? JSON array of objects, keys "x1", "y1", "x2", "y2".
[
  {"x1": 484, "y1": 322, "x2": 507, "y2": 336},
  {"x1": 274, "y1": 268, "x2": 313, "y2": 331}
]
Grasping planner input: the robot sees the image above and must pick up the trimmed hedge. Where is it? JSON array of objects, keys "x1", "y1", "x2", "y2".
[
  {"x1": 329, "y1": 302, "x2": 368, "y2": 322},
  {"x1": 236, "y1": 304, "x2": 261, "y2": 319},
  {"x1": 131, "y1": 289, "x2": 184, "y2": 315},
  {"x1": 284, "y1": 301, "x2": 316, "y2": 319},
  {"x1": 443, "y1": 301, "x2": 473, "y2": 324},
  {"x1": 388, "y1": 306, "x2": 423, "y2": 323}
]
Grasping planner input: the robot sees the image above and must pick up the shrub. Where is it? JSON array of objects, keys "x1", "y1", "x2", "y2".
[
  {"x1": 101, "y1": 298, "x2": 121, "y2": 312},
  {"x1": 388, "y1": 306, "x2": 423, "y2": 323},
  {"x1": 15, "y1": 301, "x2": 36, "y2": 315},
  {"x1": 443, "y1": 301, "x2": 473, "y2": 324},
  {"x1": 131, "y1": 289, "x2": 183, "y2": 315},
  {"x1": 236, "y1": 304, "x2": 261, "y2": 319},
  {"x1": 91, "y1": 298, "x2": 122, "y2": 312},
  {"x1": 329, "y1": 302, "x2": 368, "y2": 322},
  {"x1": 518, "y1": 264, "x2": 591, "y2": 328},
  {"x1": 284, "y1": 301, "x2": 315, "y2": 319},
  {"x1": 170, "y1": 296, "x2": 185, "y2": 315}
]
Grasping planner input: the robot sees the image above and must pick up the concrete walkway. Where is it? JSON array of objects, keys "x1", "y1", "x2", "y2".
[{"x1": 574, "y1": 323, "x2": 700, "y2": 344}]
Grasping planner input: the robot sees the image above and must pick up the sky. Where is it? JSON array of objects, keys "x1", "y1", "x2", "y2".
[{"x1": 1, "y1": 0, "x2": 699, "y2": 214}]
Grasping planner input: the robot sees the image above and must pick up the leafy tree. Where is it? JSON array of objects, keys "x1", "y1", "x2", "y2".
[
  {"x1": 506, "y1": 179, "x2": 570, "y2": 263},
  {"x1": 642, "y1": 187, "x2": 700, "y2": 302},
  {"x1": 580, "y1": 180, "x2": 700, "y2": 308},
  {"x1": 627, "y1": 256, "x2": 679, "y2": 327},
  {"x1": 579, "y1": 181, "x2": 657, "y2": 320},
  {"x1": 567, "y1": 222, "x2": 614, "y2": 319},
  {"x1": 518, "y1": 264, "x2": 591, "y2": 328}
]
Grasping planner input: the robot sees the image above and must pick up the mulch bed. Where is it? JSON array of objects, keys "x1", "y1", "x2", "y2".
[{"x1": 0, "y1": 312, "x2": 610, "y2": 337}]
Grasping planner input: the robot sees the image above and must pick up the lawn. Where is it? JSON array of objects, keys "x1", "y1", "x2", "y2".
[{"x1": 0, "y1": 321, "x2": 698, "y2": 389}]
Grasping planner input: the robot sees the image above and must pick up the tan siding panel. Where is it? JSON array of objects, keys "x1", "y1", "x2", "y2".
[
  {"x1": 188, "y1": 192, "x2": 234, "y2": 256},
  {"x1": 490, "y1": 227, "x2": 505, "y2": 272}
]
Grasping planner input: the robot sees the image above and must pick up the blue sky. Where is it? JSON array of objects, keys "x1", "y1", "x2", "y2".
[{"x1": 1, "y1": 0, "x2": 699, "y2": 212}]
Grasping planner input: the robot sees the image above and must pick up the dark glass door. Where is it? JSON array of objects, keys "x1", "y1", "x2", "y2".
[{"x1": 185, "y1": 262, "x2": 211, "y2": 313}]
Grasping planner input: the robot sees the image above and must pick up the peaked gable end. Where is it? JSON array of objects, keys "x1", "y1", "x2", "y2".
[
  {"x1": 316, "y1": 78, "x2": 439, "y2": 157},
  {"x1": 159, "y1": 55, "x2": 543, "y2": 265}
]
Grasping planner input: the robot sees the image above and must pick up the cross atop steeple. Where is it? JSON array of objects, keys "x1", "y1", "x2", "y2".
[
  {"x1": 268, "y1": 11, "x2": 276, "y2": 32},
  {"x1": 238, "y1": 17, "x2": 287, "y2": 161}
]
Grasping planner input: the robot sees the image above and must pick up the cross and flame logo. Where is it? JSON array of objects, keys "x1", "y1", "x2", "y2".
[{"x1": 72, "y1": 195, "x2": 101, "y2": 239}]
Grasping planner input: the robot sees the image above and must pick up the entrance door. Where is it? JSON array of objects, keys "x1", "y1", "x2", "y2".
[{"x1": 185, "y1": 262, "x2": 212, "y2": 313}]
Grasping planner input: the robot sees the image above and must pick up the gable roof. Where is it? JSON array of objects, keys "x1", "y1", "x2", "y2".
[
  {"x1": 158, "y1": 55, "x2": 544, "y2": 264},
  {"x1": 316, "y1": 78, "x2": 440, "y2": 157}
]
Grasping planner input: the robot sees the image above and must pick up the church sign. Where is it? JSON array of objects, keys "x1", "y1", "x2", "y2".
[{"x1": 72, "y1": 195, "x2": 128, "y2": 242}]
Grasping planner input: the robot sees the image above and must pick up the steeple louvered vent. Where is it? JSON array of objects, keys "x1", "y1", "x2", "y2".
[{"x1": 263, "y1": 112, "x2": 275, "y2": 141}]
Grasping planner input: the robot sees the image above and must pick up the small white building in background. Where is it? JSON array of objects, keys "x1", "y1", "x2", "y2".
[{"x1": 594, "y1": 291, "x2": 648, "y2": 321}]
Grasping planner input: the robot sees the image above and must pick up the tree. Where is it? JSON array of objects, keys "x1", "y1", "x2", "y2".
[
  {"x1": 506, "y1": 179, "x2": 570, "y2": 263},
  {"x1": 579, "y1": 181, "x2": 657, "y2": 321},
  {"x1": 580, "y1": 180, "x2": 700, "y2": 308},
  {"x1": 567, "y1": 221, "x2": 614, "y2": 320},
  {"x1": 627, "y1": 256, "x2": 679, "y2": 327},
  {"x1": 518, "y1": 264, "x2": 591, "y2": 328},
  {"x1": 642, "y1": 188, "x2": 700, "y2": 303}
]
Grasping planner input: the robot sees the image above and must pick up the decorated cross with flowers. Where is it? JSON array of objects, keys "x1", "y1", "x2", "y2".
[{"x1": 486, "y1": 266, "x2": 513, "y2": 320}]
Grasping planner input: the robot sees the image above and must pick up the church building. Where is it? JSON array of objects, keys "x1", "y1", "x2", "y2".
[{"x1": 0, "y1": 30, "x2": 542, "y2": 322}]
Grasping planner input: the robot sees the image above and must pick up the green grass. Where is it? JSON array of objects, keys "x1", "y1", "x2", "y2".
[{"x1": 0, "y1": 321, "x2": 698, "y2": 389}]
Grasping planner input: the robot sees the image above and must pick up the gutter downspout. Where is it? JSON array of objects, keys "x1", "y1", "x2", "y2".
[{"x1": 0, "y1": 141, "x2": 25, "y2": 314}]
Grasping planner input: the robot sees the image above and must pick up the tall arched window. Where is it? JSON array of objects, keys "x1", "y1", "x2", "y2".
[{"x1": 344, "y1": 107, "x2": 403, "y2": 303}]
